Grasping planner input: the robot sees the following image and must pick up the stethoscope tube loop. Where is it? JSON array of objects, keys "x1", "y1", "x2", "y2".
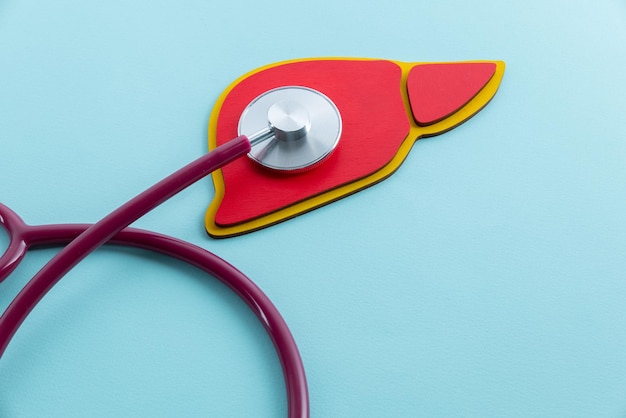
[
  {"x1": 0, "y1": 134, "x2": 309, "y2": 417},
  {"x1": 0, "y1": 219, "x2": 308, "y2": 417},
  {"x1": 0, "y1": 203, "x2": 31, "y2": 283}
]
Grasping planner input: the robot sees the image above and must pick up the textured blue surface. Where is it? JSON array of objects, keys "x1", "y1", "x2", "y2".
[{"x1": 1, "y1": 1, "x2": 626, "y2": 416}]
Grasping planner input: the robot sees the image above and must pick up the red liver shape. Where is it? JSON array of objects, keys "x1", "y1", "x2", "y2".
[
  {"x1": 214, "y1": 60, "x2": 410, "y2": 226},
  {"x1": 407, "y1": 62, "x2": 496, "y2": 125}
]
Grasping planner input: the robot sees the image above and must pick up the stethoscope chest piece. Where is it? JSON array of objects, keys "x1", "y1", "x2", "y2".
[{"x1": 238, "y1": 86, "x2": 342, "y2": 172}]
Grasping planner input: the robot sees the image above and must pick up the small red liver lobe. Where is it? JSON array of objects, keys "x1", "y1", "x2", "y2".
[{"x1": 407, "y1": 62, "x2": 496, "y2": 126}]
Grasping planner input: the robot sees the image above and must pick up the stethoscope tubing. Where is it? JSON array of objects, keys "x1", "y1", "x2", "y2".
[
  {"x1": 0, "y1": 135, "x2": 309, "y2": 417},
  {"x1": 0, "y1": 135, "x2": 250, "y2": 349}
]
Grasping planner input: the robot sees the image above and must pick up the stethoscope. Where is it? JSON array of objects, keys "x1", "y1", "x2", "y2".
[{"x1": 0, "y1": 86, "x2": 342, "y2": 418}]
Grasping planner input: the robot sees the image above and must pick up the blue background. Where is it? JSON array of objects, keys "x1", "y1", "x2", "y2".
[{"x1": 1, "y1": 1, "x2": 626, "y2": 416}]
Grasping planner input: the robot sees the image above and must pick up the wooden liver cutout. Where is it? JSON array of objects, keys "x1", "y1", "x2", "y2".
[{"x1": 205, "y1": 58, "x2": 505, "y2": 238}]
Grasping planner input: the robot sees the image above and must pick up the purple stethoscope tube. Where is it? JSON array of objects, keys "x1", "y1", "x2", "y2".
[{"x1": 0, "y1": 135, "x2": 309, "y2": 418}]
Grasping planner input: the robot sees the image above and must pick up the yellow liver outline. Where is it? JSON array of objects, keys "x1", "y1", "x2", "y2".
[{"x1": 205, "y1": 58, "x2": 505, "y2": 238}]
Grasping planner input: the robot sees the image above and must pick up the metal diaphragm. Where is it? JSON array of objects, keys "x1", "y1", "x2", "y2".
[{"x1": 238, "y1": 86, "x2": 342, "y2": 172}]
